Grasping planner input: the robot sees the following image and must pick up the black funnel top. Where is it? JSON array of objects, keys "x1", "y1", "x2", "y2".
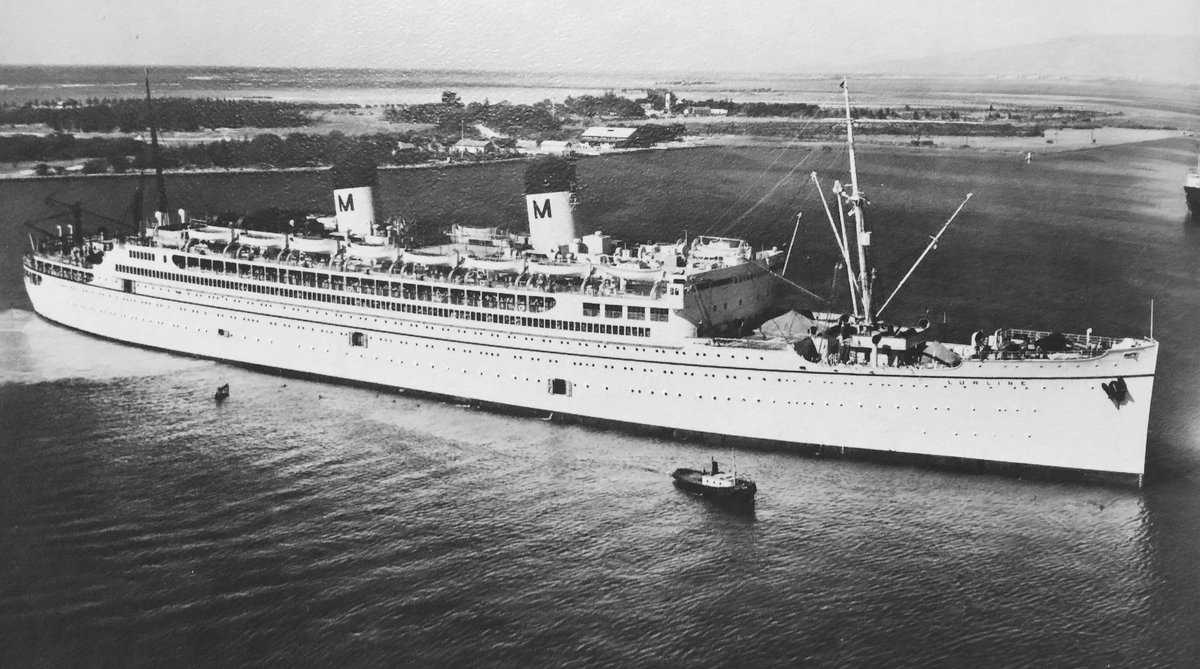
[{"x1": 524, "y1": 157, "x2": 577, "y2": 195}]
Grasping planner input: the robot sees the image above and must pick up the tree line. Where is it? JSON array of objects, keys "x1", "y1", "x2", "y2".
[
  {"x1": 2, "y1": 131, "x2": 426, "y2": 171},
  {"x1": 384, "y1": 97, "x2": 563, "y2": 139},
  {"x1": 0, "y1": 97, "x2": 329, "y2": 133},
  {"x1": 383, "y1": 89, "x2": 656, "y2": 134},
  {"x1": 5, "y1": 121, "x2": 690, "y2": 176}
]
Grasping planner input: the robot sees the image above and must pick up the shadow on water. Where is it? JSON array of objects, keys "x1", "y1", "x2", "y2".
[{"x1": 671, "y1": 489, "x2": 758, "y2": 521}]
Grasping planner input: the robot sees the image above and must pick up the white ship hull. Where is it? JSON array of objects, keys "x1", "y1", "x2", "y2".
[{"x1": 24, "y1": 253, "x2": 1157, "y2": 480}]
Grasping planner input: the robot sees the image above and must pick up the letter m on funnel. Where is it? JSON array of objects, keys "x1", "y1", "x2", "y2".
[
  {"x1": 333, "y1": 186, "x2": 375, "y2": 238},
  {"x1": 532, "y1": 198, "x2": 552, "y2": 219}
]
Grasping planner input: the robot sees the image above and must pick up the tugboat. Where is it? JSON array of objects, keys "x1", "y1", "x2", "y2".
[
  {"x1": 672, "y1": 458, "x2": 757, "y2": 504},
  {"x1": 214, "y1": 383, "x2": 230, "y2": 401}
]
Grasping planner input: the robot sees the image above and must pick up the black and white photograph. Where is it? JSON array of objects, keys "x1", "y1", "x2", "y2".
[{"x1": 2, "y1": 1, "x2": 1199, "y2": 665}]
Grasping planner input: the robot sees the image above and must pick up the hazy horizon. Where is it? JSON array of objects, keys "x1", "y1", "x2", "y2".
[{"x1": 2, "y1": 1, "x2": 1197, "y2": 79}]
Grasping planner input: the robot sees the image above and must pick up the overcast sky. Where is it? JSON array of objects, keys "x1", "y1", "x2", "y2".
[{"x1": 2, "y1": 0, "x2": 1197, "y2": 73}]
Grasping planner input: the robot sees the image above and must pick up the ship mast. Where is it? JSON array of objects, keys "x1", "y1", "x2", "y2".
[
  {"x1": 841, "y1": 78, "x2": 872, "y2": 321},
  {"x1": 145, "y1": 69, "x2": 169, "y2": 225}
]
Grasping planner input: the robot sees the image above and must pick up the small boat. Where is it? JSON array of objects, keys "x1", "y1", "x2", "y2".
[
  {"x1": 189, "y1": 225, "x2": 235, "y2": 243},
  {"x1": 527, "y1": 258, "x2": 592, "y2": 278},
  {"x1": 153, "y1": 226, "x2": 188, "y2": 248},
  {"x1": 600, "y1": 261, "x2": 667, "y2": 283},
  {"x1": 671, "y1": 458, "x2": 756, "y2": 503},
  {"x1": 236, "y1": 231, "x2": 287, "y2": 250},
  {"x1": 288, "y1": 235, "x2": 341, "y2": 255},
  {"x1": 214, "y1": 383, "x2": 230, "y2": 401},
  {"x1": 346, "y1": 242, "x2": 398, "y2": 261},
  {"x1": 402, "y1": 249, "x2": 460, "y2": 267}
]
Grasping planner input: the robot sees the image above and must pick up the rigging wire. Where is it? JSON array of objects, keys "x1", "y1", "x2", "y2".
[
  {"x1": 709, "y1": 126, "x2": 813, "y2": 228},
  {"x1": 713, "y1": 153, "x2": 815, "y2": 238},
  {"x1": 43, "y1": 193, "x2": 133, "y2": 229},
  {"x1": 709, "y1": 89, "x2": 844, "y2": 235}
]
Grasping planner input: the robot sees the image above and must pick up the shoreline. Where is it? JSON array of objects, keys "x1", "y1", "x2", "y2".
[{"x1": 1, "y1": 126, "x2": 1186, "y2": 181}]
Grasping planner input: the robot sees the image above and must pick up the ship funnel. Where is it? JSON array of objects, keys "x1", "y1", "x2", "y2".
[
  {"x1": 333, "y1": 186, "x2": 376, "y2": 239},
  {"x1": 524, "y1": 158, "x2": 577, "y2": 255}
]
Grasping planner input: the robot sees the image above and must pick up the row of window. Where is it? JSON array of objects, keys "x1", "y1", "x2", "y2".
[
  {"x1": 174, "y1": 255, "x2": 564, "y2": 313},
  {"x1": 129, "y1": 249, "x2": 155, "y2": 261},
  {"x1": 691, "y1": 273, "x2": 754, "y2": 291},
  {"x1": 165, "y1": 255, "x2": 668, "y2": 322},
  {"x1": 116, "y1": 264, "x2": 653, "y2": 338},
  {"x1": 582, "y1": 302, "x2": 669, "y2": 322},
  {"x1": 31, "y1": 259, "x2": 94, "y2": 284}
]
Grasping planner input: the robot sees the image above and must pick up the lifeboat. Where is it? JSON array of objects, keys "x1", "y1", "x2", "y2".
[
  {"x1": 347, "y1": 242, "x2": 399, "y2": 261},
  {"x1": 154, "y1": 226, "x2": 187, "y2": 248},
  {"x1": 528, "y1": 259, "x2": 592, "y2": 278},
  {"x1": 449, "y1": 224, "x2": 507, "y2": 245},
  {"x1": 463, "y1": 254, "x2": 525, "y2": 273},
  {"x1": 600, "y1": 261, "x2": 667, "y2": 283},
  {"x1": 288, "y1": 236, "x2": 340, "y2": 255},
  {"x1": 402, "y1": 250, "x2": 460, "y2": 267},
  {"x1": 188, "y1": 226, "x2": 234, "y2": 243},
  {"x1": 237, "y1": 231, "x2": 287, "y2": 248}
]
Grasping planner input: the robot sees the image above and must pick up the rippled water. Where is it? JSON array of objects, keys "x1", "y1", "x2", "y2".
[{"x1": 3, "y1": 139, "x2": 1200, "y2": 666}]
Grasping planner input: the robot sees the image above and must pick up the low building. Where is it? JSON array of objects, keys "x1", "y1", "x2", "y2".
[
  {"x1": 539, "y1": 140, "x2": 577, "y2": 155},
  {"x1": 579, "y1": 126, "x2": 638, "y2": 150},
  {"x1": 452, "y1": 139, "x2": 496, "y2": 155},
  {"x1": 515, "y1": 139, "x2": 540, "y2": 154}
]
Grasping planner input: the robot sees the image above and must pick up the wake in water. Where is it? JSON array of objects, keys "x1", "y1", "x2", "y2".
[{"x1": 0, "y1": 309, "x2": 208, "y2": 385}]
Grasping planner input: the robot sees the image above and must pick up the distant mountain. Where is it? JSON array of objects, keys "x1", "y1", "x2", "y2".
[{"x1": 866, "y1": 35, "x2": 1200, "y2": 84}]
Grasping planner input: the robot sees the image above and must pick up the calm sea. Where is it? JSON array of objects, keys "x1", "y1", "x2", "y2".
[
  {"x1": 3, "y1": 133, "x2": 1200, "y2": 665},
  {"x1": 2, "y1": 65, "x2": 1192, "y2": 110}
]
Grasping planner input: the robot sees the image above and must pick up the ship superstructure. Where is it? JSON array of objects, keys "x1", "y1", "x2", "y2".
[{"x1": 22, "y1": 81, "x2": 1158, "y2": 483}]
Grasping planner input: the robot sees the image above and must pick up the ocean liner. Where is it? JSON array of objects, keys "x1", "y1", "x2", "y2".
[
  {"x1": 1186, "y1": 156, "x2": 1200, "y2": 216},
  {"x1": 22, "y1": 81, "x2": 1158, "y2": 482}
]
